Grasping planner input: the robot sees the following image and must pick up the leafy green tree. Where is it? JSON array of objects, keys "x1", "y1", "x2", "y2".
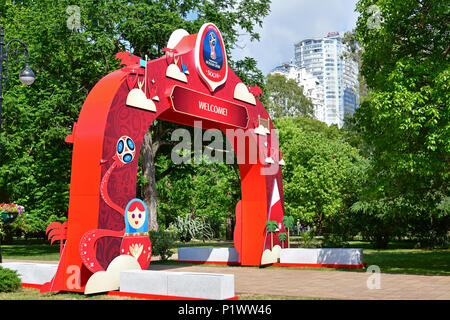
[
  {"x1": 153, "y1": 138, "x2": 241, "y2": 240},
  {"x1": 266, "y1": 73, "x2": 314, "y2": 119},
  {"x1": 0, "y1": 0, "x2": 272, "y2": 233},
  {"x1": 351, "y1": 0, "x2": 449, "y2": 246},
  {"x1": 277, "y1": 232, "x2": 287, "y2": 248},
  {"x1": 0, "y1": 1, "x2": 121, "y2": 232},
  {"x1": 282, "y1": 215, "x2": 294, "y2": 248},
  {"x1": 231, "y1": 57, "x2": 267, "y2": 104},
  {"x1": 275, "y1": 117, "x2": 369, "y2": 242},
  {"x1": 265, "y1": 220, "x2": 278, "y2": 249}
]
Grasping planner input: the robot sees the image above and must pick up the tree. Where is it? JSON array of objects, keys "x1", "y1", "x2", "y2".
[
  {"x1": 0, "y1": 0, "x2": 272, "y2": 233},
  {"x1": 282, "y1": 216, "x2": 294, "y2": 248},
  {"x1": 265, "y1": 220, "x2": 278, "y2": 250},
  {"x1": 275, "y1": 117, "x2": 369, "y2": 242},
  {"x1": 0, "y1": 1, "x2": 121, "y2": 232},
  {"x1": 277, "y1": 232, "x2": 287, "y2": 248},
  {"x1": 266, "y1": 73, "x2": 314, "y2": 119},
  {"x1": 352, "y1": 0, "x2": 449, "y2": 246},
  {"x1": 231, "y1": 57, "x2": 267, "y2": 104},
  {"x1": 341, "y1": 31, "x2": 369, "y2": 101},
  {"x1": 122, "y1": 0, "x2": 272, "y2": 232},
  {"x1": 46, "y1": 221, "x2": 68, "y2": 257}
]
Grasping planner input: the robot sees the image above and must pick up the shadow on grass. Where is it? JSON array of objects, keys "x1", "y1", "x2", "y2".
[
  {"x1": 2, "y1": 239, "x2": 60, "y2": 261},
  {"x1": 362, "y1": 250, "x2": 450, "y2": 275}
]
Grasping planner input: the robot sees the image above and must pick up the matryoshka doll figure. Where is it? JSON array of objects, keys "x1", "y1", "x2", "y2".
[{"x1": 120, "y1": 199, "x2": 152, "y2": 270}]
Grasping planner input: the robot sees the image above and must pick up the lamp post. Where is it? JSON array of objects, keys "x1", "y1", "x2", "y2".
[
  {"x1": 0, "y1": 25, "x2": 36, "y2": 132},
  {"x1": 0, "y1": 25, "x2": 35, "y2": 263}
]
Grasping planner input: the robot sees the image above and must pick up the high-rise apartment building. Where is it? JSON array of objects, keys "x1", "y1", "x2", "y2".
[{"x1": 294, "y1": 32, "x2": 359, "y2": 127}]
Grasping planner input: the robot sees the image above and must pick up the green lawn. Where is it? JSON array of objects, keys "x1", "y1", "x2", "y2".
[
  {"x1": 0, "y1": 287, "x2": 138, "y2": 300},
  {"x1": 362, "y1": 249, "x2": 450, "y2": 275},
  {"x1": 0, "y1": 286, "x2": 324, "y2": 300},
  {"x1": 1, "y1": 239, "x2": 61, "y2": 261}
]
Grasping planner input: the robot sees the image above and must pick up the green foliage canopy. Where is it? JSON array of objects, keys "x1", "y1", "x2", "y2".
[
  {"x1": 275, "y1": 117, "x2": 369, "y2": 238},
  {"x1": 0, "y1": 0, "x2": 271, "y2": 232},
  {"x1": 266, "y1": 73, "x2": 314, "y2": 119},
  {"x1": 351, "y1": 0, "x2": 449, "y2": 245}
]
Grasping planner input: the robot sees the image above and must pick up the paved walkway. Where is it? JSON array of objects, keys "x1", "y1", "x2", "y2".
[
  {"x1": 5, "y1": 258, "x2": 449, "y2": 300},
  {"x1": 147, "y1": 264, "x2": 450, "y2": 300}
]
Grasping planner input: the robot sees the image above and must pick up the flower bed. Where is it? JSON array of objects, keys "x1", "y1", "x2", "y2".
[{"x1": 0, "y1": 203, "x2": 25, "y2": 224}]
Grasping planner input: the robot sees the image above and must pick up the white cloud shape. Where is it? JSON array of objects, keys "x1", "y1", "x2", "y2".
[
  {"x1": 166, "y1": 64, "x2": 187, "y2": 83},
  {"x1": 260, "y1": 245, "x2": 281, "y2": 265},
  {"x1": 167, "y1": 29, "x2": 190, "y2": 49},
  {"x1": 84, "y1": 254, "x2": 141, "y2": 295},
  {"x1": 234, "y1": 82, "x2": 256, "y2": 105},
  {"x1": 254, "y1": 124, "x2": 267, "y2": 136},
  {"x1": 272, "y1": 245, "x2": 281, "y2": 260},
  {"x1": 126, "y1": 88, "x2": 157, "y2": 112}
]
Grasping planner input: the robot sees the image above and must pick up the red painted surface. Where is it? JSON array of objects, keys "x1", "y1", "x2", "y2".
[
  {"x1": 177, "y1": 260, "x2": 241, "y2": 266},
  {"x1": 24, "y1": 283, "x2": 239, "y2": 300},
  {"x1": 41, "y1": 24, "x2": 286, "y2": 293},
  {"x1": 21, "y1": 283, "x2": 42, "y2": 289},
  {"x1": 195, "y1": 23, "x2": 228, "y2": 92},
  {"x1": 272, "y1": 263, "x2": 367, "y2": 269},
  {"x1": 170, "y1": 85, "x2": 249, "y2": 128},
  {"x1": 233, "y1": 200, "x2": 242, "y2": 264}
]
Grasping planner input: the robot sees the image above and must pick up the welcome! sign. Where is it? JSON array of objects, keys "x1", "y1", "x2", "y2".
[
  {"x1": 195, "y1": 23, "x2": 228, "y2": 92},
  {"x1": 170, "y1": 86, "x2": 249, "y2": 128}
]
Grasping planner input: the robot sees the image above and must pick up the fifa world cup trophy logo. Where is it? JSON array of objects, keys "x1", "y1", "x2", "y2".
[{"x1": 209, "y1": 32, "x2": 217, "y2": 60}]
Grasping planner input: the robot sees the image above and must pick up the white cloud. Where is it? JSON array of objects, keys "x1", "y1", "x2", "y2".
[{"x1": 231, "y1": 0, "x2": 359, "y2": 75}]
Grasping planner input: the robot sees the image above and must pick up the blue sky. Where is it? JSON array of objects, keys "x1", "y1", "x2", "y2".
[{"x1": 231, "y1": 0, "x2": 360, "y2": 75}]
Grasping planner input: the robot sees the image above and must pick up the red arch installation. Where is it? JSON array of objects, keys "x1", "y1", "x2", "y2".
[{"x1": 41, "y1": 24, "x2": 287, "y2": 293}]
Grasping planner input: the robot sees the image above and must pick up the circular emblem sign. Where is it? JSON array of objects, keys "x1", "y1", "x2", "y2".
[{"x1": 195, "y1": 23, "x2": 228, "y2": 92}]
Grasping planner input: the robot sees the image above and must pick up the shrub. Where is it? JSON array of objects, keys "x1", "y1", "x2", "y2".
[
  {"x1": 0, "y1": 266, "x2": 21, "y2": 292},
  {"x1": 321, "y1": 234, "x2": 349, "y2": 248},
  {"x1": 298, "y1": 230, "x2": 318, "y2": 248},
  {"x1": 149, "y1": 227, "x2": 177, "y2": 262},
  {"x1": 171, "y1": 214, "x2": 214, "y2": 242}
]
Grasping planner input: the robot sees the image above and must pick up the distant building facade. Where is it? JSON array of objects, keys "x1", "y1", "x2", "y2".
[
  {"x1": 294, "y1": 32, "x2": 359, "y2": 128},
  {"x1": 270, "y1": 63, "x2": 325, "y2": 122}
]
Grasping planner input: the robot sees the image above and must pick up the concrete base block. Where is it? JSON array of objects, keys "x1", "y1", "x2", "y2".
[
  {"x1": 120, "y1": 270, "x2": 168, "y2": 296},
  {"x1": 279, "y1": 248, "x2": 363, "y2": 266},
  {"x1": 0, "y1": 262, "x2": 57, "y2": 285},
  {"x1": 120, "y1": 270, "x2": 235, "y2": 300},
  {"x1": 177, "y1": 247, "x2": 239, "y2": 263},
  {"x1": 167, "y1": 272, "x2": 234, "y2": 300}
]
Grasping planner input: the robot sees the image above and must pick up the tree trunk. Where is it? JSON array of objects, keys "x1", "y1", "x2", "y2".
[
  {"x1": 271, "y1": 233, "x2": 273, "y2": 250},
  {"x1": 287, "y1": 228, "x2": 290, "y2": 248},
  {"x1": 141, "y1": 128, "x2": 159, "y2": 231},
  {"x1": 226, "y1": 211, "x2": 234, "y2": 240}
]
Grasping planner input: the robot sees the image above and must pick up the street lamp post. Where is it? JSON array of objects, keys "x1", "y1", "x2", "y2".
[
  {"x1": 0, "y1": 25, "x2": 35, "y2": 263},
  {"x1": 0, "y1": 25, "x2": 36, "y2": 131}
]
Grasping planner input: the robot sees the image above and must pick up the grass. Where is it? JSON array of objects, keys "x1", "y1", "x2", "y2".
[
  {"x1": 362, "y1": 249, "x2": 450, "y2": 275},
  {"x1": 238, "y1": 294, "x2": 330, "y2": 300},
  {"x1": 0, "y1": 287, "x2": 140, "y2": 300},
  {"x1": 0, "y1": 286, "x2": 325, "y2": 300},
  {"x1": 1, "y1": 239, "x2": 61, "y2": 261}
]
